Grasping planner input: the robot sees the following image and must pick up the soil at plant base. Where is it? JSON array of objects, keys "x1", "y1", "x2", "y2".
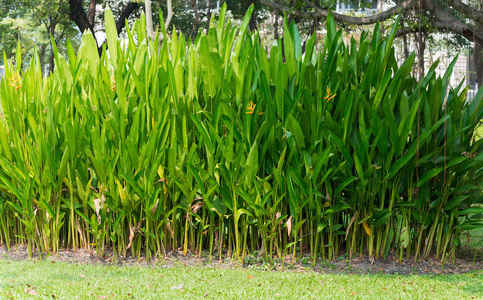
[{"x1": 1, "y1": 245, "x2": 482, "y2": 276}]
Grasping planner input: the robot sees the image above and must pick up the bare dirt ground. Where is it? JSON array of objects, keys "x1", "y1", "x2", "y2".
[{"x1": 1, "y1": 244, "x2": 482, "y2": 276}]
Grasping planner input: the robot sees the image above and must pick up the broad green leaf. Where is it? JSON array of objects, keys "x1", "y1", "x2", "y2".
[
  {"x1": 104, "y1": 6, "x2": 118, "y2": 66},
  {"x1": 245, "y1": 141, "x2": 258, "y2": 186}
]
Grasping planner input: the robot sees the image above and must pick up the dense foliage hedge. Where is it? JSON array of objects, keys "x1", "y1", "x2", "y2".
[{"x1": 0, "y1": 5, "x2": 482, "y2": 263}]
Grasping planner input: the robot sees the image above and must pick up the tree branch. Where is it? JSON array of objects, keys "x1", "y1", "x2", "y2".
[
  {"x1": 260, "y1": 0, "x2": 419, "y2": 25},
  {"x1": 160, "y1": 0, "x2": 173, "y2": 42},
  {"x1": 146, "y1": 0, "x2": 154, "y2": 39},
  {"x1": 396, "y1": 21, "x2": 483, "y2": 46},
  {"x1": 68, "y1": 0, "x2": 94, "y2": 33},
  {"x1": 433, "y1": 21, "x2": 483, "y2": 46},
  {"x1": 432, "y1": 1, "x2": 483, "y2": 45},
  {"x1": 88, "y1": 0, "x2": 96, "y2": 27},
  {"x1": 115, "y1": 2, "x2": 139, "y2": 36},
  {"x1": 446, "y1": 0, "x2": 483, "y2": 26},
  {"x1": 55, "y1": 25, "x2": 68, "y2": 44},
  {"x1": 165, "y1": 0, "x2": 173, "y2": 31}
]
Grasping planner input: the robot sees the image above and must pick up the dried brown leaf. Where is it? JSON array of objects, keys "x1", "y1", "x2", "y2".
[
  {"x1": 93, "y1": 198, "x2": 102, "y2": 225},
  {"x1": 286, "y1": 216, "x2": 292, "y2": 237},
  {"x1": 192, "y1": 201, "x2": 204, "y2": 214},
  {"x1": 93, "y1": 198, "x2": 101, "y2": 215},
  {"x1": 151, "y1": 199, "x2": 159, "y2": 215},
  {"x1": 166, "y1": 222, "x2": 174, "y2": 238},
  {"x1": 325, "y1": 186, "x2": 331, "y2": 201},
  {"x1": 126, "y1": 226, "x2": 135, "y2": 250},
  {"x1": 26, "y1": 289, "x2": 37, "y2": 296},
  {"x1": 345, "y1": 215, "x2": 356, "y2": 241}
]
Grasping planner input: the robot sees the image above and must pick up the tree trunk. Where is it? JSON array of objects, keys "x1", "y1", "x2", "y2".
[
  {"x1": 249, "y1": 0, "x2": 258, "y2": 31},
  {"x1": 302, "y1": 16, "x2": 318, "y2": 53},
  {"x1": 402, "y1": 34, "x2": 409, "y2": 60},
  {"x1": 68, "y1": 0, "x2": 94, "y2": 34},
  {"x1": 207, "y1": 0, "x2": 212, "y2": 33},
  {"x1": 379, "y1": 0, "x2": 385, "y2": 35},
  {"x1": 192, "y1": 0, "x2": 200, "y2": 37},
  {"x1": 287, "y1": 0, "x2": 297, "y2": 25},
  {"x1": 88, "y1": 0, "x2": 96, "y2": 27},
  {"x1": 145, "y1": 0, "x2": 154, "y2": 39},
  {"x1": 68, "y1": 0, "x2": 139, "y2": 55},
  {"x1": 49, "y1": 46, "x2": 55, "y2": 74},
  {"x1": 414, "y1": 31, "x2": 426, "y2": 81},
  {"x1": 114, "y1": 2, "x2": 140, "y2": 36},
  {"x1": 48, "y1": 18, "x2": 57, "y2": 74},
  {"x1": 476, "y1": 24, "x2": 483, "y2": 89},
  {"x1": 273, "y1": 10, "x2": 279, "y2": 41},
  {"x1": 158, "y1": 0, "x2": 173, "y2": 43},
  {"x1": 39, "y1": 45, "x2": 47, "y2": 75}
]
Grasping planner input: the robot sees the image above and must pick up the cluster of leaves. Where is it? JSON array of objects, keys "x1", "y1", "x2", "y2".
[
  {"x1": 150, "y1": 0, "x2": 266, "y2": 39},
  {"x1": 0, "y1": 0, "x2": 79, "y2": 73},
  {"x1": 0, "y1": 4, "x2": 482, "y2": 264}
]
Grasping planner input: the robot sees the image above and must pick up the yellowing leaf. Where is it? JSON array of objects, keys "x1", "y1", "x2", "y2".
[{"x1": 362, "y1": 221, "x2": 371, "y2": 237}]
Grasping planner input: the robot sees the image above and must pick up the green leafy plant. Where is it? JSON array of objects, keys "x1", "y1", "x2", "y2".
[{"x1": 0, "y1": 4, "x2": 482, "y2": 263}]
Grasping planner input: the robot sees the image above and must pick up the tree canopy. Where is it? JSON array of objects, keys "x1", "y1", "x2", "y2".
[
  {"x1": 260, "y1": 0, "x2": 482, "y2": 84},
  {"x1": 1, "y1": 0, "x2": 482, "y2": 82},
  {"x1": 261, "y1": 0, "x2": 482, "y2": 46}
]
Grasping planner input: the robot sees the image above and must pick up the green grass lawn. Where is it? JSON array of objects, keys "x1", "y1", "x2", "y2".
[{"x1": 0, "y1": 260, "x2": 482, "y2": 299}]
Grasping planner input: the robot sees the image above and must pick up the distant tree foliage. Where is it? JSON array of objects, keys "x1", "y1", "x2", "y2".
[{"x1": 0, "y1": 0, "x2": 79, "y2": 73}]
